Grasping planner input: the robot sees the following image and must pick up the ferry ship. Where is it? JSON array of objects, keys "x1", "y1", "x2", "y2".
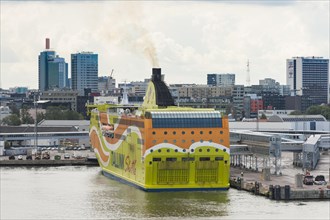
[{"x1": 89, "y1": 68, "x2": 230, "y2": 191}]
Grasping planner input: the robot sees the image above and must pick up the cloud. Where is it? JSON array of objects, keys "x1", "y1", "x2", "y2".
[{"x1": 0, "y1": 1, "x2": 328, "y2": 89}]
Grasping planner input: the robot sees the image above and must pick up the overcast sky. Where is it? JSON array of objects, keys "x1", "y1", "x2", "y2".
[{"x1": 1, "y1": 0, "x2": 329, "y2": 89}]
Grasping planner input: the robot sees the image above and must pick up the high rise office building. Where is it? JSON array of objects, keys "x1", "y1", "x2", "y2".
[
  {"x1": 71, "y1": 52, "x2": 98, "y2": 95},
  {"x1": 38, "y1": 38, "x2": 68, "y2": 91},
  {"x1": 207, "y1": 73, "x2": 235, "y2": 86},
  {"x1": 286, "y1": 57, "x2": 329, "y2": 105}
]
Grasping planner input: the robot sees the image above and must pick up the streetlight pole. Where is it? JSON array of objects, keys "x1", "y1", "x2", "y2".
[{"x1": 34, "y1": 92, "x2": 38, "y2": 154}]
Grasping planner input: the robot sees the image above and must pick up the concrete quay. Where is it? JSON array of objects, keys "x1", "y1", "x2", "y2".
[
  {"x1": 230, "y1": 152, "x2": 330, "y2": 200},
  {"x1": 0, "y1": 149, "x2": 98, "y2": 166}
]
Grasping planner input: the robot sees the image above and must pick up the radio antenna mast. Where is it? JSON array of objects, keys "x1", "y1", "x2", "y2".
[{"x1": 246, "y1": 59, "x2": 251, "y2": 86}]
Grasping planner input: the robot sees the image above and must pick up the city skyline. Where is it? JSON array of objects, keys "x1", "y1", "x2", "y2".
[{"x1": 1, "y1": 1, "x2": 329, "y2": 89}]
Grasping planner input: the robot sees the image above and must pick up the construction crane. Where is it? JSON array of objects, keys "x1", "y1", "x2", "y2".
[{"x1": 110, "y1": 69, "x2": 114, "y2": 78}]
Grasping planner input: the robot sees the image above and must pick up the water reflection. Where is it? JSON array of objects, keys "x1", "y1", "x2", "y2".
[
  {"x1": 1, "y1": 167, "x2": 329, "y2": 220},
  {"x1": 89, "y1": 171, "x2": 229, "y2": 219}
]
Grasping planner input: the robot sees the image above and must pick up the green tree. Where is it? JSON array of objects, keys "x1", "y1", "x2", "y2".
[
  {"x1": 2, "y1": 114, "x2": 21, "y2": 125},
  {"x1": 8, "y1": 103, "x2": 20, "y2": 116},
  {"x1": 290, "y1": 110, "x2": 302, "y2": 115},
  {"x1": 306, "y1": 105, "x2": 330, "y2": 120},
  {"x1": 21, "y1": 106, "x2": 34, "y2": 124},
  {"x1": 37, "y1": 112, "x2": 45, "y2": 123},
  {"x1": 45, "y1": 106, "x2": 65, "y2": 120},
  {"x1": 260, "y1": 113, "x2": 267, "y2": 119},
  {"x1": 63, "y1": 110, "x2": 84, "y2": 120}
]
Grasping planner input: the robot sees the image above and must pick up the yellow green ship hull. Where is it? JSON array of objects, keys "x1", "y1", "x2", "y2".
[
  {"x1": 89, "y1": 68, "x2": 230, "y2": 191},
  {"x1": 89, "y1": 110, "x2": 230, "y2": 191}
]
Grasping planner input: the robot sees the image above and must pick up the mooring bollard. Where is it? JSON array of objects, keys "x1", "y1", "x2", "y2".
[
  {"x1": 269, "y1": 185, "x2": 274, "y2": 200},
  {"x1": 237, "y1": 177, "x2": 241, "y2": 190},
  {"x1": 274, "y1": 185, "x2": 281, "y2": 200},
  {"x1": 255, "y1": 181, "x2": 260, "y2": 195},
  {"x1": 284, "y1": 185, "x2": 290, "y2": 200}
]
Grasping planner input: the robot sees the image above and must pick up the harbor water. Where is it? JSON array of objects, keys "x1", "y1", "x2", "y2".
[{"x1": 1, "y1": 166, "x2": 329, "y2": 219}]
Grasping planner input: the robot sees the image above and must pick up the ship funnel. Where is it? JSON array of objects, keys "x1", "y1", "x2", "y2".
[{"x1": 152, "y1": 68, "x2": 162, "y2": 81}]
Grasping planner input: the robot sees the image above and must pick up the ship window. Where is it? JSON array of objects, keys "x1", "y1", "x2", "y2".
[
  {"x1": 220, "y1": 131, "x2": 223, "y2": 134},
  {"x1": 158, "y1": 149, "x2": 162, "y2": 153},
  {"x1": 164, "y1": 131, "x2": 167, "y2": 135},
  {"x1": 152, "y1": 140, "x2": 156, "y2": 144},
  {"x1": 199, "y1": 149, "x2": 202, "y2": 152},
  {"x1": 215, "y1": 157, "x2": 224, "y2": 161},
  {"x1": 173, "y1": 140, "x2": 177, "y2": 143},
  {"x1": 200, "y1": 140, "x2": 203, "y2": 143},
  {"x1": 164, "y1": 140, "x2": 168, "y2": 143},
  {"x1": 199, "y1": 157, "x2": 210, "y2": 161},
  {"x1": 166, "y1": 157, "x2": 177, "y2": 162},
  {"x1": 153, "y1": 158, "x2": 161, "y2": 161},
  {"x1": 191, "y1": 149, "x2": 194, "y2": 152},
  {"x1": 173, "y1": 131, "x2": 176, "y2": 135},
  {"x1": 182, "y1": 140, "x2": 186, "y2": 143},
  {"x1": 200, "y1": 131, "x2": 203, "y2": 134},
  {"x1": 191, "y1": 131, "x2": 194, "y2": 134},
  {"x1": 209, "y1": 131, "x2": 212, "y2": 134},
  {"x1": 182, "y1": 131, "x2": 185, "y2": 135},
  {"x1": 183, "y1": 149, "x2": 186, "y2": 152},
  {"x1": 167, "y1": 149, "x2": 170, "y2": 152},
  {"x1": 223, "y1": 149, "x2": 227, "y2": 152},
  {"x1": 215, "y1": 149, "x2": 219, "y2": 152},
  {"x1": 207, "y1": 149, "x2": 210, "y2": 152},
  {"x1": 152, "y1": 131, "x2": 156, "y2": 135},
  {"x1": 175, "y1": 149, "x2": 178, "y2": 152},
  {"x1": 182, "y1": 157, "x2": 195, "y2": 161},
  {"x1": 191, "y1": 140, "x2": 195, "y2": 143},
  {"x1": 220, "y1": 139, "x2": 224, "y2": 143},
  {"x1": 225, "y1": 160, "x2": 228, "y2": 164}
]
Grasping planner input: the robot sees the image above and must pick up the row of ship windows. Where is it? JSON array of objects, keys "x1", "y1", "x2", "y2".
[
  {"x1": 151, "y1": 139, "x2": 224, "y2": 144},
  {"x1": 150, "y1": 148, "x2": 227, "y2": 153},
  {"x1": 152, "y1": 131, "x2": 223, "y2": 135},
  {"x1": 152, "y1": 156, "x2": 225, "y2": 162}
]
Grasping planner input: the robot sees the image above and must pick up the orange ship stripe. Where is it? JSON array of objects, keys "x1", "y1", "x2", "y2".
[{"x1": 90, "y1": 130, "x2": 109, "y2": 162}]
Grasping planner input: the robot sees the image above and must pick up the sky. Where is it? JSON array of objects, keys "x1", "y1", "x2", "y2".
[{"x1": 0, "y1": 0, "x2": 329, "y2": 89}]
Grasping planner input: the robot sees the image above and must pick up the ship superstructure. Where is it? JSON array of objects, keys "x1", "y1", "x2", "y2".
[{"x1": 89, "y1": 68, "x2": 230, "y2": 191}]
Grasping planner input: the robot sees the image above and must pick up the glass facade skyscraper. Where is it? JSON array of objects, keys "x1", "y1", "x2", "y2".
[
  {"x1": 71, "y1": 52, "x2": 98, "y2": 95},
  {"x1": 38, "y1": 50, "x2": 68, "y2": 91},
  {"x1": 287, "y1": 57, "x2": 329, "y2": 105}
]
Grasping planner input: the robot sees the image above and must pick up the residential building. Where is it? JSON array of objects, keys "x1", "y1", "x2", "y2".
[
  {"x1": 207, "y1": 73, "x2": 235, "y2": 86},
  {"x1": 39, "y1": 90, "x2": 78, "y2": 111},
  {"x1": 71, "y1": 52, "x2": 98, "y2": 95},
  {"x1": 98, "y1": 76, "x2": 116, "y2": 94}
]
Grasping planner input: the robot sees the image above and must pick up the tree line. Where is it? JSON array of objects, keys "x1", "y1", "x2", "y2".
[
  {"x1": 290, "y1": 105, "x2": 330, "y2": 120},
  {"x1": 1, "y1": 105, "x2": 84, "y2": 126}
]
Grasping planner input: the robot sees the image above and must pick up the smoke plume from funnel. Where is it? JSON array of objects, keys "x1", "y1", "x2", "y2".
[{"x1": 102, "y1": 2, "x2": 159, "y2": 67}]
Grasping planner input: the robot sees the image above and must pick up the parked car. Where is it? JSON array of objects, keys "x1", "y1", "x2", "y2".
[
  {"x1": 9, "y1": 155, "x2": 15, "y2": 160},
  {"x1": 303, "y1": 175, "x2": 314, "y2": 185},
  {"x1": 17, "y1": 155, "x2": 23, "y2": 160},
  {"x1": 26, "y1": 155, "x2": 33, "y2": 160},
  {"x1": 64, "y1": 154, "x2": 70, "y2": 159},
  {"x1": 314, "y1": 175, "x2": 327, "y2": 185}
]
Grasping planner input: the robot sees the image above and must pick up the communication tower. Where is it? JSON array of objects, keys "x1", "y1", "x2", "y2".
[{"x1": 246, "y1": 59, "x2": 250, "y2": 86}]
